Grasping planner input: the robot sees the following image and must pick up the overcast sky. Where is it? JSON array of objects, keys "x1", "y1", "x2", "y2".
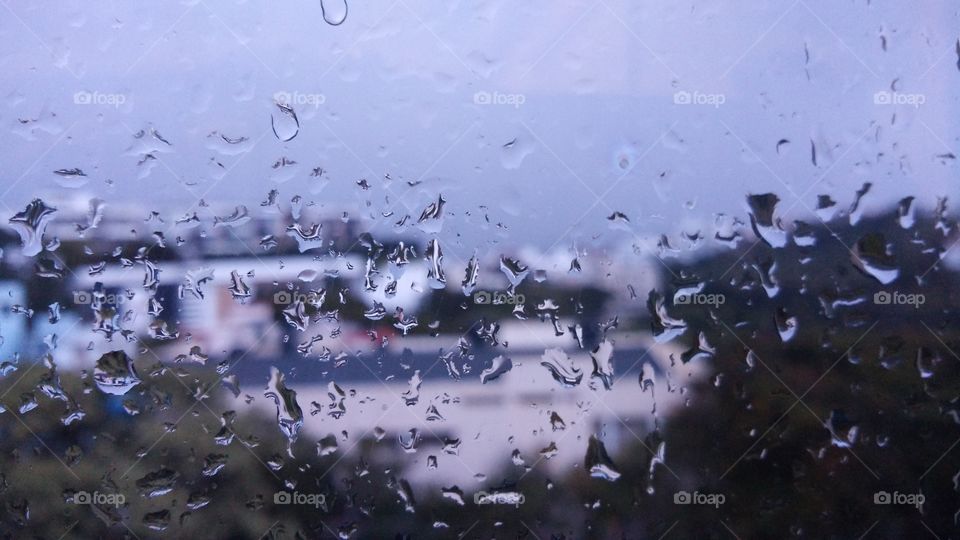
[{"x1": 1, "y1": 0, "x2": 957, "y2": 252}]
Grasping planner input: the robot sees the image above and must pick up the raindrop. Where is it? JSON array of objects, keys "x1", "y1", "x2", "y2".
[
  {"x1": 364, "y1": 302, "x2": 387, "y2": 321},
  {"x1": 584, "y1": 435, "x2": 621, "y2": 481},
  {"x1": 175, "y1": 345, "x2": 209, "y2": 366},
  {"x1": 479, "y1": 355, "x2": 512, "y2": 384},
  {"x1": 956, "y1": 39, "x2": 960, "y2": 72},
  {"x1": 136, "y1": 467, "x2": 179, "y2": 498},
  {"x1": 9, "y1": 199, "x2": 57, "y2": 257},
  {"x1": 775, "y1": 307, "x2": 798, "y2": 343},
  {"x1": 298, "y1": 269, "x2": 319, "y2": 283},
  {"x1": 318, "y1": 434, "x2": 338, "y2": 456},
  {"x1": 746, "y1": 193, "x2": 786, "y2": 248},
  {"x1": 228, "y1": 270, "x2": 252, "y2": 301},
  {"x1": 142, "y1": 510, "x2": 171, "y2": 531},
  {"x1": 53, "y1": 167, "x2": 86, "y2": 177},
  {"x1": 897, "y1": 197, "x2": 916, "y2": 229},
  {"x1": 399, "y1": 428, "x2": 420, "y2": 452},
  {"x1": 499, "y1": 256, "x2": 529, "y2": 292},
  {"x1": 441, "y1": 486, "x2": 465, "y2": 505},
  {"x1": 647, "y1": 290, "x2": 687, "y2": 343},
  {"x1": 590, "y1": 340, "x2": 615, "y2": 390},
  {"x1": 53, "y1": 168, "x2": 88, "y2": 188},
  {"x1": 93, "y1": 350, "x2": 141, "y2": 395},
  {"x1": 540, "y1": 348, "x2": 582, "y2": 387},
  {"x1": 263, "y1": 366, "x2": 304, "y2": 455},
  {"x1": 391, "y1": 477, "x2": 416, "y2": 513},
  {"x1": 271, "y1": 102, "x2": 300, "y2": 142},
  {"x1": 402, "y1": 371, "x2": 422, "y2": 405},
  {"x1": 500, "y1": 137, "x2": 534, "y2": 169},
  {"x1": 282, "y1": 297, "x2": 310, "y2": 330},
  {"x1": 213, "y1": 206, "x2": 251, "y2": 228},
  {"x1": 775, "y1": 138, "x2": 790, "y2": 155},
  {"x1": 549, "y1": 411, "x2": 566, "y2": 431},
  {"x1": 848, "y1": 182, "x2": 872, "y2": 226},
  {"x1": 426, "y1": 239, "x2": 446, "y2": 289},
  {"x1": 462, "y1": 253, "x2": 480, "y2": 296},
  {"x1": 417, "y1": 194, "x2": 446, "y2": 233},
  {"x1": 201, "y1": 453, "x2": 229, "y2": 476},
  {"x1": 816, "y1": 195, "x2": 837, "y2": 221},
  {"x1": 321, "y1": 0, "x2": 348, "y2": 26},
  {"x1": 851, "y1": 233, "x2": 898, "y2": 285}
]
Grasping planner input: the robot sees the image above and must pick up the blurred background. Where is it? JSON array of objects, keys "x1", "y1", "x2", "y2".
[{"x1": 1, "y1": 1, "x2": 959, "y2": 538}]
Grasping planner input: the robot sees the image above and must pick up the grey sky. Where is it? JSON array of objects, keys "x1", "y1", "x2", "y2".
[{"x1": 1, "y1": 0, "x2": 957, "y2": 250}]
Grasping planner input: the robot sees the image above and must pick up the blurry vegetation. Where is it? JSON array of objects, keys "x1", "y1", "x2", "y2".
[{"x1": 1, "y1": 208, "x2": 959, "y2": 538}]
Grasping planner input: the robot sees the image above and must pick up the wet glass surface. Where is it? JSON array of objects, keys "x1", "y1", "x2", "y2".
[{"x1": 0, "y1": 1, "x2": 959, "y2": 538}]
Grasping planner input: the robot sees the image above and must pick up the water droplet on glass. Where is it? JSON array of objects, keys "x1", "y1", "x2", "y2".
[
  {"x1": 136, "y1": 467, "x2": 179, "y2": 498},
  {"x1": 402, "y1": 370, "x2": 423, "y2": 405},
  {"x1": 9, "y1": 199, "x2": 57, "y2": 257},
  {"x1": 584, "y1": 435, "x2": 621, "y2": 481},
  {"x1": 441, "y1": 486, "x2": 465, "y2": 505},
  {"x1": 462, "y1": 253, "x2": 480, "y2": 296},
  {"x1": 590, "y1": 340, "x2": 615, "y2": 390},
  {"x1": 142, "y1": 510, "x2": 171, "y2": 531},
  {"x1": 499, "y1": 256, "x2": 529, "y2": 293},
  {"x1": 213, "y1": 205, "x2": 251, "y2": 228},
  {"x1": 540, "y1": 348, "x2": 583, "y2": 387},
  {"x1": 479, "y1": 355, "x2": 512, "y2": 384},
  {"x1": 320, "y1": 0, "x2": 348, "y2": 26},
  {"x1": 426, "y1": 239, "x2": 446, "y2": 290},
  {"x1": 500, "y1": 137, "x2": 534, "y2": 169},
  {"x1": 417, "y1": 194, "x2": 446, "y2": 234},
  {"x1": 264, "y1": 366, "x2": 304, "y2": 456},
  {"x1": 271, "y1": 102, "x2": 300, "y2": 142},
  {"x1": 851, "y1": 233, "x2": 899, "y2": 285},
  {"x1": 746, "y1": 193, "x2": 786, "y2": 248},
  {"x1": 93, "y1": 350, "x2": 141, "y2": 395},
  {"x1": 897, "y1": 196, "x2": 915, "y2": 229}
]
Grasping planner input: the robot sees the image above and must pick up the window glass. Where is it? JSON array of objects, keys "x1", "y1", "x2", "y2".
[{"x1": 0, "y1": 1, "x2": 957, "y2": 537}]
